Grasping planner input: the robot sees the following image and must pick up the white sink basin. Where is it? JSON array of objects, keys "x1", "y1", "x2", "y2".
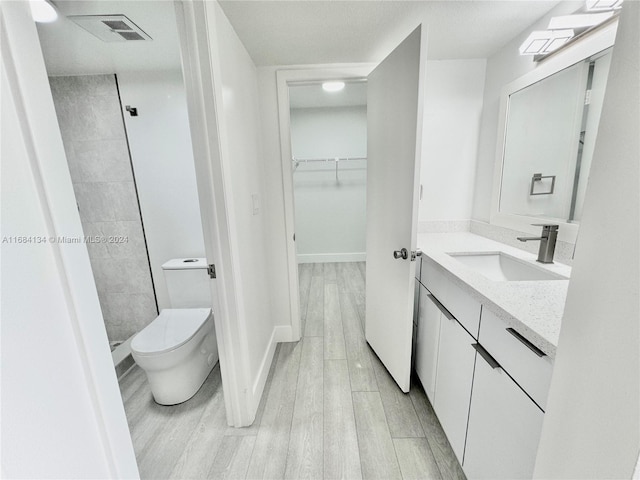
[{"x1": 447, "y1": 252, "x2": 567, "y2": 282}]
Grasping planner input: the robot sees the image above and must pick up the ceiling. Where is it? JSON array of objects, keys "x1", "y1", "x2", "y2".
[
  {"x1": 37, "y1": 1, "x2": 573, "y2": 76},
  {"x1": 218, "y1": 1, "x2": 567, "y2": 66},
  {"x1": 37, "y1": 1, "x2": 182, "y2": 75},
  {"x1": 289, "y1": 82, "x2": 367, "y2": 109}
]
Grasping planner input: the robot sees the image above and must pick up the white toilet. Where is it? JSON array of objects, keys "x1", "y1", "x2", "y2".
[{"x1": 131, "y1": 258, "x2": 218, "y2": 405}]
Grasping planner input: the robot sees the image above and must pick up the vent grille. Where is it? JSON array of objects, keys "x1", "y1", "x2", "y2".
[
  {"x1": 102, "y1": 20, "x2": 130, "y2": 30},
  {"x1": 69, "y1": 15, "x2": 152, "y2": 42},
  {"x1": 117, "y1": 31, "x2": 145, "y2": 41}
]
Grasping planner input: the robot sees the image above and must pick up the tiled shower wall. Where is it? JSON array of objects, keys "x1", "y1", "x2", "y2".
[{"x1": 49, "y1": 75, "x2": 157, "y2": 343}]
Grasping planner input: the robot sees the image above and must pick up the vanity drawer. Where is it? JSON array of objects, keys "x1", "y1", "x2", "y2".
[
  {"x1": 420, "y1": 257, "x2": 446, "y2": 298},
  {"x1": 421, "y1": 258, "x2": 481, "y2": 338},
  {"x1": 479, "y1": 309, "x2": 553, "y2": 410}
]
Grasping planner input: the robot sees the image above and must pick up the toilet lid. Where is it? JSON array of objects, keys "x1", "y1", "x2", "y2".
[{"x1": 131, "y1": 308, "x2": 212, "y2": 355}]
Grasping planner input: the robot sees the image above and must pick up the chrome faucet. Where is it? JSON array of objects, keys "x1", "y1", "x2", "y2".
[{"x1": 517, "y1": 224, "x2": 559, "y2": 264}]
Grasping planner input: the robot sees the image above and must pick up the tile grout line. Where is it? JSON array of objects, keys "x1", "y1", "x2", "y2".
[
  {"x1": 409, "y1": 390, "x2": 446, "y2": 480},
  {"x1": 282, "y1": 339, "x2": 303, "y2": 479},
  {"x1": 369, "y1": 348, "x2": 407, "y2": 477},
  {"x1": 340, "y1": 295, "x2": 365, "y2": 480}
]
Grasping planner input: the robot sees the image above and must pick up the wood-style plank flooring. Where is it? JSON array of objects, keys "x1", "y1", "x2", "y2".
[{"x1": 120, "y1": 262, "x2": 465, "y2": 480}]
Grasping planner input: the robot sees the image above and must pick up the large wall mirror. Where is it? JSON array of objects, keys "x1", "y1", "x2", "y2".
[{"x1": 491, "y1": 21, "x2": 617, "y2": 243}]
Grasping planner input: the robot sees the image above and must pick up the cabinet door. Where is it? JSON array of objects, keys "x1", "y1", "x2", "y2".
[
  {"x1": 412, "y1": 280, "x2": 420, "y2": 368},
  {"x1": 415, "y1": 288, "x2": 441, "y2": 401},
  {"x1": 433, "y1": 310, "x2": 476, "y2": 462},
  {"x1": 463, "y1": 345, "x2": 545, "y2": 479}
]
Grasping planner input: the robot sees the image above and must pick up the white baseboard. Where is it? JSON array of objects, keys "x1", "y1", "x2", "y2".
[
  {"x1": 111, "y1": 335, "x2": 134, "y2": 366},
  {"x1": 273, "y1": 325, "x2": 293, "y2": 342},
  {"x1": 297, "y1": 252, "x2": 366, "y2": 264},
  {"x1": 250, "y1": 325, "x2": 294, "y2": 414},
  {"x1": 250, "y1": 326, "x2": 280, "y2": 407}
]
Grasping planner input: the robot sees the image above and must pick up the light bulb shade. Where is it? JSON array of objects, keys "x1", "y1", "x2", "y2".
[
  {"x1": 322, "y1": 81, "x2": 345, "y2": 92},
  {"x1": 519, "y1": 29, "x2": 575, "y2": 56},
  {"x1": 586, "y1": 0, "x2": 624, "y2": 11},
  {"x1": 30, "y1": 0, "x2": 58, "y2": 23}
]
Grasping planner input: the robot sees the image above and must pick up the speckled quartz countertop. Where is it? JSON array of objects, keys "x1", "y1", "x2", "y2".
[{"x1": 417, "y1": 232, "x2": 571, "y2": 359}]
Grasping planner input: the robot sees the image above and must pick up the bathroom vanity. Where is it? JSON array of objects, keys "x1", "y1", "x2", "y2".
[{"x1": 413, "y1": 232, "x2": 570, "y2": 479}]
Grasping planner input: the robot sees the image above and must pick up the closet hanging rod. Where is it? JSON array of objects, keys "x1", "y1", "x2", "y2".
[{"x1": 292, "y1": 156, "x2": 367, "y2": 163}]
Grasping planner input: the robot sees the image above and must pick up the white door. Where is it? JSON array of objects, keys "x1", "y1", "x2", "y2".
[{"x1": 365, "y1": 26, "x2": 427, "y2": 392}]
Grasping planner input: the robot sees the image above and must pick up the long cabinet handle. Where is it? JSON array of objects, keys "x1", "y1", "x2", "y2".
[
  {"x1": 426, "y1": 293, "x2": 455, "y2": 321},
  {"x1": 472, "y1": 343, "x2": 501, "y2": 369},
  {"x1": 506, "y1": 327, "x2": 546, "y2": 357}
]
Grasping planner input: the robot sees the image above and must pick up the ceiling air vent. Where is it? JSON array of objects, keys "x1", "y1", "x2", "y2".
[{"x1": 68, "y1": 15, "x2": 152, "y2": 42}]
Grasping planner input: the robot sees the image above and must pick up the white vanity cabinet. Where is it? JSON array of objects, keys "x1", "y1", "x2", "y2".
[
  {"x1": 414, "y1": 287, "x2": 441, "y2": 400},
  {"x1": 415, "y1": 259, "x2": 479, "y2": 463},
  {"x1": 413, "y1": 254, "x2": 555, "y2": 479},
  {"x1": 432, "y1": 303, "x2": 476, "y2": 463},
  {"x1": 463, "y1": 343, "x2": 545, "y2": 479}
]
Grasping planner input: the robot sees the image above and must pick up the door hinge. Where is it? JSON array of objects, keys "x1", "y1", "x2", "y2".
[{"x1": 207, "y1": 264, "x2": 216, "y2": 279}]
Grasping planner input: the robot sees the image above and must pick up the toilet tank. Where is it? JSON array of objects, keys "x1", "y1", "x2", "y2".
[{"x1": 161, "y1": 258, "x2": 211, "y2": 308}]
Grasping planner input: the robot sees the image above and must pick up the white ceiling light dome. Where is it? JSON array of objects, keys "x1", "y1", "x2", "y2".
[{"x1": 322, "y1": 81, "x2": 346, "y2": 93}]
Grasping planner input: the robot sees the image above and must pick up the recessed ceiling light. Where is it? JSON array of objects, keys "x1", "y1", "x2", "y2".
[
  {"x1": 519, "y1": 29, "x2": 575, "y2": 56},
  {"x1": 322, "y1": 81, "x2": 345, "y2": 93},
  {"x1": 548, "y1": 11, "x2": 615, "y2": 29},
  {"x1": 30, "y1": 0, "x2": 58, "y2": 23},
  {"x1": 586, "y1": 0, "x2": 624, "y2": 11}
]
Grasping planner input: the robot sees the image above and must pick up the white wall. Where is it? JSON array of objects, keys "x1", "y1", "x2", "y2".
[
  {"x1": 117, "y1": 70, "x2": 206, "y2": 311},
  {"x1": 1, "y1": 1, "x2": 137, "y2": 476},
  {"x1": 291, "y1": 106, "x2": 367, "y2": 158},
  {"x1": 419, "y1": 59, "x2": 486, "y2": 223},
  {"x1": 534, "y1": 2, "x2": 639, "y2": 477},
  {"x1": 291, "y1": 106, "x2": 367, "y2": 261},
  {"x1": 257, "y1": 65, "x2": 293, "y2": 329},
  {"x1": 471, "y1": 2, "x2": 583, "y2": 224},
  {"x1": 207, "y1": 3, "x2": 277, "y2": 408}
]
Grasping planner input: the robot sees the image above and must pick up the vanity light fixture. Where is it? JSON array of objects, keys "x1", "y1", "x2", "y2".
[
  {"x1": 548, "y1": 11, "x2": 615, "y2": 30},
  {"x1": 586, "y1": 0, "x2": 624, "y2": 11},
  {"x1": 519, "y1": 29, "x2": 575, "y2": 56},
  {"x1": 322, "y1": 81, "x2": 345, "y2": 92},
  {"x1": 29, "y1": 0, "x2": 58, "y2": 23}
]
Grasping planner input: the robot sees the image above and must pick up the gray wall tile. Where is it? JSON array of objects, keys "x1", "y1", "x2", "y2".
[
  {"x1": 69, "y1": 140, "x2": 133, "y2": 183},
  {"x1": 50, "y1": 74, "x2": 156, "y2": 343},
  {"x1": 82, "y1": 221, "x2": 147, "y2": 260},
  {"x1": 73, "y1": 181, "x2": 140, "y2": 223}
]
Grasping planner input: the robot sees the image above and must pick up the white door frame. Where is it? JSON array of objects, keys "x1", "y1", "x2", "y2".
[
  {"x1": 173, "y1": 0, "x2": 254, "y2": 427},
  {"x1": 1, "y1": 1, "x2": 139, "y2": 476},
  {"x1": 276, "y1": 64, "x2": 375, "y2": 340}
]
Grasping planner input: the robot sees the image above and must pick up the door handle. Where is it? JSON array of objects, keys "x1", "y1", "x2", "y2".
[
  {"x1": 393, "y1": 248, "x2": 409, "y2": 260},
  {"x1": 506, "y1": 328, "x2": 546, "y2": 357},
  {"x1": 472, "y1": 343, "x2": 501, "y2": 369}
]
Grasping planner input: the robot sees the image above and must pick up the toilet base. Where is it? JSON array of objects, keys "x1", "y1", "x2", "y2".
[{"x1": 132, "y1": 318, "x2": 218, "y2": 405}]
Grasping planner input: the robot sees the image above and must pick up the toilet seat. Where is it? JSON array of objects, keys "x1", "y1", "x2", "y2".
[{"x1": 131, "y1": 308, "x2": 212, "y2": 356}]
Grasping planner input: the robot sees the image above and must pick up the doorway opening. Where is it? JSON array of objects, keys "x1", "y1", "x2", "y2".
[
  {"x1": 33, "y1": 1, "x2": 228, "y2": 473},
  {"x1": 288, "y1": 80, "x2": 368, "y2": 333},
  {"x1": 275, "y1": 66, "x2": 373, "y2": 341}
]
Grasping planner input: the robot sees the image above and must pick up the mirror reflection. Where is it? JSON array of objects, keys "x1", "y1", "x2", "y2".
[{"x1": 499, "y1": 49, "x2": 612, "y2": 224}]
